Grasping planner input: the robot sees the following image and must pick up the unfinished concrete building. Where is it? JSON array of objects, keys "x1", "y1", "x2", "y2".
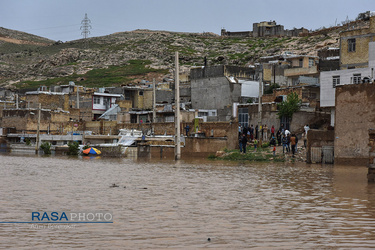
[
  {"x1": 190, "y1": 65, "x2": 257, "y2": 122},
  {"x1": 221, "y1": 20, "x2": 308, "y2": 38}
]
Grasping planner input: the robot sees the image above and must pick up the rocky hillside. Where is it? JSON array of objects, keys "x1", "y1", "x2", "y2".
[{"x1": 0, "y1": 20, "x2": 368, "y2": 89}]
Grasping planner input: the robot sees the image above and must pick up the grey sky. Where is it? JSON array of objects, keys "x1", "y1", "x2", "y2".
[{"x1": 1, "y1": 0, "x2": 374, "y2": 41}]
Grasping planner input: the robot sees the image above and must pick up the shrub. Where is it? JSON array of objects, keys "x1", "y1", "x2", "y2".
[
  {"x1": 67, "y1": 141, "x2": 80, "y2": 155},
  {"x1": 208, "y1": 154, "x2": 217, "y2": 160},
  {"x1": 25, "y1": 138, "x2": 31, "y2": 146},
  {"x1": 40, "y1": 142, "x2": 51, "y2": 154}
]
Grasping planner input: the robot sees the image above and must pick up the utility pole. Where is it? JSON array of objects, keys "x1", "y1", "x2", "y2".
[
  {"x1": 80, "y1": 13, "x2": 91, "y2": 49},
  {"x1": 35, "y1": 103, "x2": 41, "y2": 154},
  {"x1": 76, "y1": 87, "x2": 80, "y2": 109},
  {"x1": 258, "y1": 65, "x2": 263, "y2": 144},
  {"x1": 152, "y1": 78, "x2": 156, "y2": 136},
  {"x1": 174, "y1": 52, "x2": 181, "y2": 160},
  {"x1": 153, "y1": 78, "x2": 156, "y2": 124}
]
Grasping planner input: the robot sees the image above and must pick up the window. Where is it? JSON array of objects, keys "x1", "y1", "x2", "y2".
[
  {"x1": 299, "y1": 58, "x2": 303, "y2": 67},
  {"x1": 93, "y1": 96, "x2": 100, "y2": 104},
  {"x1": 165, "y1": 116, "x2": 174, "y2": 122},
  {"x1": 332, "y1": 76, "x2": 340, "y2": 88},
  {"x1": 139, "y1": 91, "x2": 144, "y2": 96},
  {"x1": 124, "y1": 90, "x2": 131, "y2": 100},
  {"x1": 309, "y1": 58, "x2": 314, "y2": 67},
  {"x1": 348, "y1": 38, "x2": 356, "y2": 52},
  {"x1": 352, "y1": 74, "x2": 361, "y2": 84},
  {"x1": 198, "y1": 112, "x2": 208, "y2": 117}
]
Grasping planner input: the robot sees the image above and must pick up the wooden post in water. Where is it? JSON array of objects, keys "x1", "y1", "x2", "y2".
[{"x1": 174, "y1": 52, "x2": 181, "y2": 160}]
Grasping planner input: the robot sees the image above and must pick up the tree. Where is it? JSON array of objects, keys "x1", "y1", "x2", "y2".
[{"x1": 277, "y1": 92, "x2": 302, "y2": 120}]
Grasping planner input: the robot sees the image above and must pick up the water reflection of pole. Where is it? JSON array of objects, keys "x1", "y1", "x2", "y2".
[
  {"x1": 35, "y1": 103, "x2": 41, "y2": 154},
  {"x1": 174, "y1": 51, "x2": 181, "y2": 160}
]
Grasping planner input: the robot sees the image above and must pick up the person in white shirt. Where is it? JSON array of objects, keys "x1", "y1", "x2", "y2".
[
  {"x1": 284, "y1": 129, "x2": 290, "y2": 136},
  {"x1": 304, "y1": 124, "x2": 310, "y2": 135}
]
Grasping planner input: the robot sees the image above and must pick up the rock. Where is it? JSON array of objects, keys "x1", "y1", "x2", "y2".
[{"x1": 215, "y1": 151, "x2": 225, "y2": 157}]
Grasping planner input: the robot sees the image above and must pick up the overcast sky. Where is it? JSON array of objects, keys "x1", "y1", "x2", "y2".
[{"x1": 1, "y1": 0, "x2": 374, "y2": 42}]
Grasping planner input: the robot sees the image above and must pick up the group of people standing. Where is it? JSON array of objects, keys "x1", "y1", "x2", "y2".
[
  {"x1": 238, "y1": 123, "x2": 310, "y2": 157},
  {"x1": 238, "y1": 124, "x2": 276, "y2": 142}
]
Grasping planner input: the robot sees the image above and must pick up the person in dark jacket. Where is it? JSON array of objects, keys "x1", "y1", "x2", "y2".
[
  {"x1": 276, "y1": 129, "x2": 281, "y2": 146},
  {"x1": 282, "y1": 135, "x2": 288, "y2": 154},
  {"x1": 240, "y1": 133, "x2": 248, "y2": 153}
]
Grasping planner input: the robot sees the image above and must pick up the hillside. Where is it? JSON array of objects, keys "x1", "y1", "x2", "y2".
[{"x1": 0, "y1": 20, "x2": 368, "y2": 89}]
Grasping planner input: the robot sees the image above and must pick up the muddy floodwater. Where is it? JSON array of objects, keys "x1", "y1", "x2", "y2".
[{"x1": 1, "y1": 153, "x2": 375, "y2": 249}]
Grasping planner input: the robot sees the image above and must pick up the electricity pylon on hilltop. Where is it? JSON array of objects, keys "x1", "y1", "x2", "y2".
[{"x1": 80, "y1": 13, "x2": 92, "y2": 49}]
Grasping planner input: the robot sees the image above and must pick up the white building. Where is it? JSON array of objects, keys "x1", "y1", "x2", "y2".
[{"x1": 92, "y1": 92, "x2": 123, "y2": 120}]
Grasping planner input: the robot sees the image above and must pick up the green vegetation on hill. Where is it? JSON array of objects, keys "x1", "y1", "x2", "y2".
[{"x1": 15, "y1": 59, "x2": 168, "y2": 89}]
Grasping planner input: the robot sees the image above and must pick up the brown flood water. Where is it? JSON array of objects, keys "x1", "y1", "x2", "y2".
[{"x1": 1, "y1": 153, "x2": 375, "y2": 249}]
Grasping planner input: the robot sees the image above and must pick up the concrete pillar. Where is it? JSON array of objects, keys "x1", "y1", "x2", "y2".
[{"x1": 174, "y1": 51, "x2": 181, "y2": 160}]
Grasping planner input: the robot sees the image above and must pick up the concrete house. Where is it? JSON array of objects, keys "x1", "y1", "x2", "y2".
[
  {"x1": 92, "y1": 91, "x2": 123, "y2": 120},
  {"x1": 190, "y1": 65, "x2": 257, "y2": 122},
  {"x1": 260, "y1": 53, "x2": 319, "y2": 87},
  {"x1": 320, "y1": 16, "x2": 375, "y2": 126}
]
